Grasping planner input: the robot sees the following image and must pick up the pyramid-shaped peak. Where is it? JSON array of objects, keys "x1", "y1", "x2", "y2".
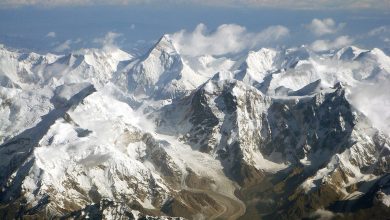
[{"x1": 151, "y1": 34, "x2": 177, "y2": 54}]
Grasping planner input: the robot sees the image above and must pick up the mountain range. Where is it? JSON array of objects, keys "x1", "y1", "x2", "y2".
[{"x1": 0, "y1": 35, "x2": 390, "y2": 219}]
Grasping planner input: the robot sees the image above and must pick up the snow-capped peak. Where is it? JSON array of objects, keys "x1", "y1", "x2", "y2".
[
  {"x1": 148, "y1": 34, "x2": 178, "y2": 56},
  {"x1": 121, "y1": 34, "x2": 210, "y2": 100},
  {"x1": 334, "y1": 46, "x2": 368, "y2": 60}
]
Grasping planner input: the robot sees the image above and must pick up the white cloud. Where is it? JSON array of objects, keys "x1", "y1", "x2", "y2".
[
  {"x1": 368, "y1": 26, "x2": 390, "y2": 36},
  {"x1": 305, "y1": 18, "x2": 345, "y2": 36},
  {"x1": 46, "y1": 31, "x2": 56, "y2": 38},
  {"x1": 310, "y1": 36, "x2": 353, "y2": 52},
  {"x1": 53, "y1": 38, "x2": 82, "y2": 52},
  {"x1": 54, "y1": 39, "x2": 72, "y2": 52},
  {"x1": 130, "y1": 24, "x2": 136, "y2": 30},
  {"x1": 349, "y1": 79, "x2": 390, "y2": 136},
  {"x1": 367, "y1": 26, "x2": 390, "y2": 45},
  {"x1": 93, "y1": 32, "x2": 122, "y2": 49},
  {"x1": 171, "y1": 23, "x2": 289, "y2": 56},
  {"x1": 1, "y1": 0, "x2": 389, "y2": 9}
]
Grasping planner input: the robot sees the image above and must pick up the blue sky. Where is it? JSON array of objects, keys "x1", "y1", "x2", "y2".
[{"x1": 0, "y1": 1, "x2": 389, "y2": 54}]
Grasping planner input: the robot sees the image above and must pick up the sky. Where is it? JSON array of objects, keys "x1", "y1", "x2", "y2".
[
  {"x1": 0, "y1": 0, "x2": 389, "y2": 54},
  {"x1": 1, "y1": 0, "x2": 390, "y2": 10}
]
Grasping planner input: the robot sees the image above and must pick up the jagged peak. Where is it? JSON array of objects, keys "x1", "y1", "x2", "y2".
[
  {"x1": 0, "y1": 44, "x2": 18, "y2": 56},
  {"x1": 284, "y1": 46, "x2": 312, "y2": 60},
  {"x1": 148, "y1": 34, "x2": 178, "y2": 56},
  {"x1": 235, "y1": 47, "x2": 277, "y2": 68},
  {"x1": 245, "y1": 47, "x2": 276, "y2": 57},
  {"x1": 335, "y1": 45, "x2": 368, "y2": 60},
  {"x1": 342, "y1": 45, "x2": 363, "y2": 52},
  {"x1": 288, "y1": 79, "x2": 328, "y2": 96},
  {"x1": 332, "y1": 81, "x2": 345, "y2": 90},
  {"x1": 55, "y1": 52, "x2": 85, "y2": 67},
  {"x1": 200, "y1": 78, "x2": 263, "y2": 98},
  {"x1": 244, "y1": 48, "x2": 277, "y2": 67},
  {"x1": 230, "y1": 47, "x2": 279, "y2": 85},
  {"x1": 74, "y1": 47, "x2": 130, "y2": 57},
  {"x1": 211, "y1": 70, "x2": 235, "y2": 81},
  {"x1": 354, "y1": 47, "x2": 390, "y2": 70},
  {"x1": 17, "y1": 51, "x2": 44, "y2": 63},
  {"x1": 70, "y1": 47, "x2": 133, "y2": 69}
]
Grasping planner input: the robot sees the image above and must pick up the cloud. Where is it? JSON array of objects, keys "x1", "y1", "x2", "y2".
[
  {"x1": 46, "y1": 31, "x2": 56, "y2": 38},
  {"x1": 368, "y1": 26, "x2": 390, "y2": 36},
  {"x1": 305, "y1": 18, "x2": 345, "y2": 36},
  {"x1": 93, "y1": 32, "x2": 122, "y2": 49},
  {"x1": 349, "y1": 79, "x2": 390, "y2": 136},
  {"x1": 367, "y1": 26, "x2": 390, "y2": 45},
  {"x1": 53, "y1": 38, "x2": 82, "y2": 52},
  {"x1": 130, "y1": 24, "x2": 136, "y2": 30},
  {"x1": 310, "y1": 36, "x2": 353, "y2": 52},
  {"x1": 54, "y1": 39, "x2": 72, "y2": 52},
  {"x1": 1, "y1": 0, "x2": 389, "y2": 10},
  {"x1": 171, "y1": 23, "x2": 289, "y2": 56}
]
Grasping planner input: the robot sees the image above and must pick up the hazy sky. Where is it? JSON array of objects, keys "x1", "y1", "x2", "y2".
[
  {"x1": 1, "y1": 0, "x2": 390, "y2": 10},
  {"x1": 0, "y1": 1, "x2": 389, "y2": 54}
]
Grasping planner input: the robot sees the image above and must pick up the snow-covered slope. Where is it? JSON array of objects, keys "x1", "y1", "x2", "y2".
[{"x1": 232, "y1": 48, "x2": 280, "y2": 86}]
